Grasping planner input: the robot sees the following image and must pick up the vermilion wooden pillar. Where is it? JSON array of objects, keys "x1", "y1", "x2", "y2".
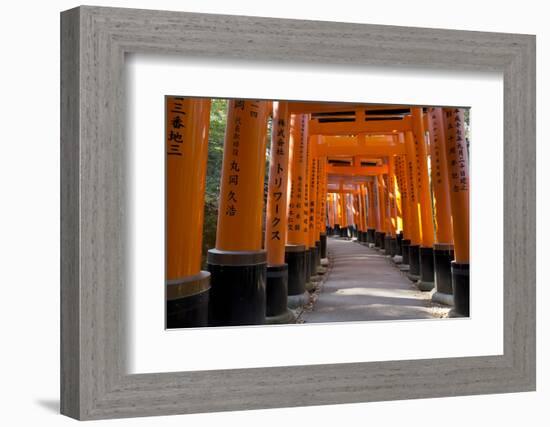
[
  {"x1": 395, "y1": 152, "x2": 411, "y2": 265},
  {"x1": 285, "y1": 114, "x2": 309, "y2": 308},
  {"x1": 317, "y1": 157, "x2": 328, "y2": 259},
  {"x1": 165, "y1": 97, "x2": 211, "y2": 328},
  {"x1": 443, "y1": 107, "x2": 470, "y2": 316},
  {"x1": 427, "y1": 107, "x2": 455, "y2": 306},
  {"x1": 375, "y1": 175, "x2": 387, "y2": 249},
  {"x1": 386, "y1": 156, "x2": 399, "y2": 256},
  {"x1": 404, "y1": 130, "x2": 423, "y2": 279},
  {"x1": 207, "y1": 99, "x2": 269, "y2": 326},
  {"x1": 366, "y1": 180, "x2": 377, "y2": 244},
  {"x1": 264, "y1": 101, "x2": 294, "y2": 323},
  {"x1": 411, "y1": 107, "x2": 436, "y2": 290}
]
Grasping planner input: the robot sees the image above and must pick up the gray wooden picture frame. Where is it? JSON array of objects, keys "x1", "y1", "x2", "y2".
[{"x1": 60, "y1": 5, "x2": 536, "y2": 421}]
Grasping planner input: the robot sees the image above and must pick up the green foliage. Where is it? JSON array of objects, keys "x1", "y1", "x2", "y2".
[
  {"x1": 205, "y1": 99, "x2": 228, "y2": 199},
  {"x1": 201, "y1": 99, "x2": 228, "y2": 267}
]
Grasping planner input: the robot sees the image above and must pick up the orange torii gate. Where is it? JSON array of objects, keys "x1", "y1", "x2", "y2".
[
  {"x1": 309, "y1": 118, "x2": 411, "y2": 249},
  {"x1": 307, "y1": 111, "x2": 444, "y2": 291},
  {"x1": 166, "y1": 101, "x2": 470, "y2": 327},
  {"x1": 300, "y1": 105, "x2": 467, "y2": 314}
]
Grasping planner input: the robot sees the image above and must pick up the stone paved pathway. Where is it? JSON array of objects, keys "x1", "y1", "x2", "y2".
[{"x1": 301, "y1": 237, "x2": 449, "y2": 323}]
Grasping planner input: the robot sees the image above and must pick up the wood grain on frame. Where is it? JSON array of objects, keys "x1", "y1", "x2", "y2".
[{"x1": 60, "y1": 5, "x2": 535, "y2": 420}]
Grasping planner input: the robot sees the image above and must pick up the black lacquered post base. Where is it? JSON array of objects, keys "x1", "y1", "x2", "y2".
[
  {"x1": 320, "y1": 233, "x2": 327, "y2": 258},
  {"x1": 388, "y1": 237, "x2": 397, "y2": 257},
  {"x1": 266, "y1": 264, "x2": 295, "y2": 324},
  {"x1": 285, "y1": 244, "x2": 308, "y2": 308},
  {"x1": 407, "y1": 244, "x2": 421, "y2": 281},
  {"x1": 315, "y1": 240, "x2": 321, "y2": 267},
  {"x1": 384, "y1": 235, "x2": 392, "y2": 254},
  {"x1": 166, "y1": 271, "x2": 210, "y2": 329},
  {"x1": 207, "y1": 250, "x2": 266, "y2": 326},
  {"x1": 418, "y1": 246, "x2": 435, "y2": 291},
  {"x1": 304, "y1": 246, "x2": 311, "y2": 285},
  {"x1": 399, "y1": 239, "x2": 411, "y2": 271},
  {"x1": 367, "y1": 228, "x2": 376, "y2": 244},
  {"x1": 401, "y1": 239, "x2": 411, "y2": 265},
  {"x1": 374, "y1": 231, "x2": 381, "y2": 247},
  {"x1": 307, "y1": 248, "x2": 317, "y2": 291},
  {"x1": 396, "y1": 232, "x2": 403, "y2": 256},
  {"x1": 375, "y1": 231, "x2": 386, "y2": 249},
  {"x1": 339, "y1": 226, "x2": 346, "y2": 237},
  {"x1": 357, "y1": 230, "x2": 364, "y2": 242},
  {"x1": 432, "y1": 244, "x2": 455, "y2": 306},
  {"x1": 451, "y1": 262, "x2": 470, "y2": 317},
  {"x1": 303, "y1": 247, "x2": 312, "y2": 291},
  {"x1": 334, "y1": 224, "x2": 340, "y2": 236}
]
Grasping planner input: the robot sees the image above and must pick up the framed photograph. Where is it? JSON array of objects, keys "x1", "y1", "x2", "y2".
[{"x1": 60, "y1": 5, "x2": 535, "y2": 420}]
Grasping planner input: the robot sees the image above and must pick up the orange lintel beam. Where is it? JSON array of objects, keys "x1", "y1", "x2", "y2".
[
  {"x1": 322, "y1": 135, "x2": 395, "y2": 145},
  {"x1": 287, "y1": 103, "x2": 410, "y2": 115},
  {"x1": 316, "y1": 143, "x2": 405, "y2": 157},
  {"x1": 309, "y1": 116, "x2": 412, "y2": 136},
  {"x1": 288, "y1": 102, "x2": 371, "y2": 114},
  {"x1": 326, "y1": 164, "x2": 388, "y2": 176},
  {"x1": 328, "y1": 189, "x2": 357, "y2": 194}
]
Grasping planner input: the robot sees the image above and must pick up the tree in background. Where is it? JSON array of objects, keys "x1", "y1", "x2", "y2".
[{"x1": 201, "y1": 99, "x2": 228, "y2": 267}]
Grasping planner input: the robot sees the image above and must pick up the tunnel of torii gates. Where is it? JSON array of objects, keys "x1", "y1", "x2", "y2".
[{"x1": 166, "y1": 97, "x2": 469, "y2": 328}]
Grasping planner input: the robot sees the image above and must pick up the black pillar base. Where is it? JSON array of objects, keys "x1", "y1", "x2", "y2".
[
  {"x1": 207, "y1": 250, "x2": 266, "y2": 326},
  {"x1": 384, "y1": 235, "x2": 392, "y2": 254},
  {"x1": 320, "y1": 233, "x2": 328, "y2": 259},
  {"x1": 304, "y1": 245, "x2": 311, "y2": 281},
  {"x1": 451, "y1": 261, "x2": 470, "y2": 317},
  {"x1": 285, "y1": 246, "x2": 306, "y2": 294},
  {"x1": 341, "y1": 226, "x2": 347, "y2": 237},
  {"x1": 432, "y1": 243, "x2": 454, "y2": 305},
  {"x1": 266, "y1": 264, "x2": 294, "y2": 324},
  {"x1": 307, "y1": 248, "x2": 317, "y2": 291},
  {"x1": 303, "y1": 247, "x2": 312, "y2": 291},
  {"x1": 315, "y1": 240, "x2": 321, "y2": 267},
  {"x1": 334, "y1": 224, "x2": 341, "y2": 236},
  {"x1": 401, "y1": 239, "x2": 411, "y2": 265},
  {"x1": 367, "y1": 228, "x2": 376, "y2": 244},
  {"x1": 357, "y1": 230, "x2": 363, "y2": 242},
  {"x1": 407, "y1": 244, "x2": 421, "y2": 281},
  {"x1": 375, "y1": 231, "x2": 386, "y2": 249},
  {"x1": 285, "y1": 244, "x2": 307, "y2": 309},
  {"x1": 399, "y1": 239, "x2": 411, "y2": 271},
  {"x1": 396, "y1": 232, "x2": 403, "y2": 256},
  {"x1": 388, "y1": 237, "x2": 397, "y2": 257},
  {"x1": 166, "y1": 271, "x2": 210, "y2": 329},
  {"x1": 418, "y1": 246, "x2": 435, "y2": 291}
]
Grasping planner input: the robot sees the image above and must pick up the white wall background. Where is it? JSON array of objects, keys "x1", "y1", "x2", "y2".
[{"x1": 0, "y1": 0, "x2": 546, "y2": 425}]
